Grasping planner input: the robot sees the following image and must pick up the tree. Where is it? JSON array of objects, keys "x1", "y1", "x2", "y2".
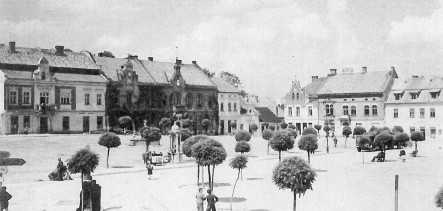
[
  {"x1": 98, "y1": 51, "x2": 115, "y2": 58},
  {"x1": 181, "y1": 119, "x2": 192, "y2": 129},
  {"x1": 262, "y1": 129, "x2": 274, "y2": 155},
  {"x1": 314, "y1": 124, "x2": 322, "y2": 136},
  {"x1": 374, "y1": 132, "x2": 394, "y2": 161},
  {"x1": 270, "y1": 130, "x2": 295, "y2": 162},
  {"x1": 179, "y1": 128, "x2": 193, "y2": 142},
  {"x1": 118, "y1": 116, "x2": 133, "y2": 134},
  {"x1": 273, "y1": 156, "x2": 316, "y2": 211},
  {"x1": 235, "y1": 141, "x2": 251, "y2": 154},
  {"x1": 250, "y1": 123, "x2": 258, "y2": 132},
  {"x1": 342, "y1": 126, "x2": 352, "y2": 148},
  {"x1": 356, "y1": 135, "x2": 371, "y2": 151},
  {"x1": 280, "y1": 122, "x2": 288, "y2": 129},
  {"x1": 302, "y1": 127, "x2": 317, "y2": 136},
  {"x1": 288, "y1": 124, "x2": 296, "y2": 130},
  {"x1": 67, "y1": 148, "x2": 100, "y2": 211},
  {"x1": 239, "y1": 90, "x2": 247, "y2": 97},
  {"x1": 98, "y1": 132, "x2": 121, "y2": 168},
  {"x1": 202, "y1": 119, "x2": 211, "y2": 134},
  {"x1": 394, "y1": 133, "x2": 410, "y2": 148},
  {"x1": 269, "y1": 125, "x2": 276, "y2": 131},
  {"x1": 353, "y1": 126, "x2": 366, "y2": 138},
  {"x1": 220, "y1": 71, "x2": 242, "y2": 88},
  {"x1": 435, "y1": 185, "x2": 443, "y2": 209},
  {"x1": 298, "y1": 134, "x2": 318, "y2": 164},
  {"x1": 192, "y1": 138, "x2": 227, "y2": 190},
  {"x1": 140, "y1": 127, "x2": 162, "y2": 152},
  {"x1": 286, "y1": 128, "x2": 298, "y2": 140},
  {"x1": 229, "y1": 155, "x2": 248, "y2": 209},
  {"x1": 343, "y1": 122, "x2": 349, "y2": 126},
  {"x1": 235, "y1": 130, "x2": 251, "y2": 142},
  {"x1": 159, "y1": 118, "x2": 172, "y2": 134},
  {"x1": 202, "y1": 68, "x2": 215, "y2": 78},
  {"x1": 323, "y1": 125, "x2": 331, "y2": 153},
  {"x1": 183, "y1": 135, "x2": 207, "y2": 186},
  {"x1": 392, "y1": 126, "x2": 404, "y2": 133},
  {"x1": 410, "y1": 131, "x2": 425, "y2": 153}
]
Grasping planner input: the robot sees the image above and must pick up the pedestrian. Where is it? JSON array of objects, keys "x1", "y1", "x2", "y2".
[
  {"x1": 56, "y1": 157, "x2": 65, "y2": 181},
  {"x1": 206, "y1": 189, "x2": 218, "y2": 211},
  {"x1": 0, "y1": 186, "x2": 12, "y2": 211},
  {"x1": 333, "y1": 136, "x2": 338, "y2": 148},
  {"x1": 399, "y1": 148, "x2": 406, "y2": 162},
  {"x1": 146, "y1": 162, "x2": 154, "y2": 180},
  {"x1": 196, "y1": 187, "x2": 206, "y2": 211}
]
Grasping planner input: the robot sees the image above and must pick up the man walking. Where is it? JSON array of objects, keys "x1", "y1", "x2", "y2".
[
  {"x1": 196, "y1": 187, "x2": 206, "y2": 211},
  {"x1": 0, "y1": 186, "x2": 12, "y2": 211},
  {"x1": 146, "y1": 162, "x2": 154, "y2": 180},
  {"x1": 206, "y1": 189, "x2": 218, "y2": 211}
]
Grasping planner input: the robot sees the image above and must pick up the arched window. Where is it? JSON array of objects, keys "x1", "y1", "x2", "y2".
[
  {"x1": 41, "y1": 72, "x2": 46, "y2": 80},
  {"x1": 343, "y1": 105, "x2": 349, "y2": 115},
  {"x1": 168, "y1": 93, "x2": 174, "y2": 106},
  {"x1": 228, "y1": 103, "x2": 232, "y2": 111},
  {"x1": 372, "y1": 105, "x2": 378, "y2": 115},
  {"x1": 292, "y1": 93, "x2": 295, "y2": 99},
  {"x1": 351, "y1": 105, "x2": 356, "y2": 116},
  {"x1": 364, "y1": 105, "x2": 370, "y2": 115},
  {"x1": 175, "y1": 92, "x2": 182, "y2": 105},
  {"x1": 234, "y1": 103, "x2": 237, "y2": 111},
  {"x1": 325, "y1": 104, "x2": 330, "y2": 115},
  {"x1": 186, "y1": 93, "x2": 193, "y2": 108},
  {"x1": 197, "y1": 93, "x2": 203, "y2": 108},
  {"x1": 220, "y1": 103, "x2": 224, "y2": 111},
  {"x1": 296, "y1": 93, "x2": 299, "y2": 99},
  {"x1": 330, "y1": 104, "x2": 334, "y2": 115}
]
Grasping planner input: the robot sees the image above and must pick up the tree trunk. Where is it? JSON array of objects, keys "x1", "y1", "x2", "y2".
[
  {"x1": 326, "y1": 137, "x2": 329, "y2": 153},
  {"x1": 145, "y1": 140, "x2": 150, "y2": 152},
  {"x1": 345, "y1": 137, "x2": 348, "y2": 148},
  {"x1": 207, "y1": 165, "x2": 212, "y2": 190},
  {"x1": 267, "y1": 141, "x2": 270, "y2": 155},
  {"x1": 231, "y1": 169, "x2": 241, "y2": 210},
  {"x1": 415, "y1": 141, "x2": 417, "y2": 151},
  {"x1": 279, "y1": 151, "x2": 281, "y2": 162},
  {"x1": 293, "y1": 191, "x2": 297, "y2": 211},
  {"x1": 106, "y1": 147, "x2": 110, "y2": 168},
  {"x1": 197, "y1": 164, "x2": 200, "y2": 186},
  {"x1": 212, "y1": 165, "x2": 215, "y2": 190},
  {"x1": 81, "y1": 173, "x2": 84, "y2": 211},
  {"x1": 307, "y1": 151, "x2": 310, "y2": 164},
  {"x1": 201, "y1": 165, "x2": 205, "y2": 189}
]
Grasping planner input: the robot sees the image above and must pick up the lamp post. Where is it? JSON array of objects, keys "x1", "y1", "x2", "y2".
[{"x1": 323, "y1": 90, "x2": 332, "y2": 153}]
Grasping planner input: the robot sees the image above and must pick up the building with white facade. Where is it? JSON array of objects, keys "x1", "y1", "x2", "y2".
[{"x1": 385, "y1": 75, "x2": 443, "y2": 139}]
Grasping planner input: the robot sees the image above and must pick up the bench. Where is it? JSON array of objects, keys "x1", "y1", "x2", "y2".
[
  {"x1": 409, "y1": 150, "x2": 418, "y2": 157},
  {"x1": 130, "y1": 139, "x2": 142, "y2": 146}
]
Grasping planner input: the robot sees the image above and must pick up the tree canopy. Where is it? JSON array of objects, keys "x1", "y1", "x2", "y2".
[
  {"x1": 118, "y1": 116, "x2": 133, "y2": 129},
  {"x1": 98, "y1": 132, "x2": 121, "y2": 148},
  {"x1": 302, "y1": 127, "x2": 317, "y2": 136},
  {"x1": 202, "y1": 68, "x2": 215, "y2": 78},
  {"x1": 281, "y1": 122, "x2": 288, "y2": 129},
  {"x1": 67, "y1": 148, "x2": 100, "y2": 175},
  {"x1": 220, "y1": 71, "x2": 242, "y2": 88},
  {"x1": 235, "y1": 141, "x2": 251, "y2": 154},
  {"x1": 353, "y1": 126, "x2": 366, "y2": 136},
  {"x1": 235, "y1": 130, "x2": 251, "y2": 142},
  {"x1": 270, "y1": 130, "x2": 295, "y2": 161},
  {"x1": 191, "y1": 138, "x2": 227, "y2": 167},
  {"x1": 250, "y1": 123, "x2": 258, "y2": 131},
  {"x1": 342, "y1": 126, "x2": 352, "y2": 137},
  {"x1": 262, "y1": 129, "x2": 274, "y2": 140}
]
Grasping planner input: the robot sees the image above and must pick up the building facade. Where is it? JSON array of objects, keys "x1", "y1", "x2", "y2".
[
  {"x1": 0, "y1": 42, "x2": 107, "y2": 134},
  {"x1": 385, "y1": 76, "x2": 443, "y2": 139}
]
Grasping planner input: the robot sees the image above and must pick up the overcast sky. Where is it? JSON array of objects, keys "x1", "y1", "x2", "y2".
[{"x1": 1, "y1": 0, "x2": 443, "y2": 99}]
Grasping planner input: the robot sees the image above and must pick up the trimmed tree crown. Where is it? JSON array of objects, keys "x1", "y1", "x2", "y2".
[
  {"x1": 229, "y1": 155, "x2": 248, "y2": 170},
  {"x1": 314, "y1": 124, "x2": 322, "y2": 131},
  {"x1": 272, "y1": 156, "x2": 316, "y2": 196},
  {"x1": 410, "y1": 131, "x2": 425, "y2": 142},
  {"x1": 280, "y1": 122, "x2": 288, "y2": 129},
  {"x1": 262, "y1": 129, "x2": 274, "y2": 140},
  {"x1": 288, "y1": 124, "x2": 296, "y2": 129},
  {"x1": 159, "y1": 118, "x2": 172, "y2": 127},
  {"x1": 250, "y1": 123, "x2": 258, "y2": 131},
  {"x1": 374, "y1": 132, "x2": 394, "y2": 147},
  {"x1": 230, "y1": 122, "x2": 237, "y2": 128},
  {"x1": 235, "y1": 141, "x2": 251, "y2": 153},
  {"x1": 270, "y1": 130, "x2": 295, "y2": 152},
  {"x1": 342, "y1": 126, "x2": 352, "y2": 137},
  {"x1": 393, "y1": 126, "x2": 404, "y2": 133},
  {"x1": 323, "y1": 125, "x2": 331, "y2": 132},
  {"x1": 182, "y1": 135, "x2": 208, "y2": 157},
  {"x1": 298, "y1": 134, "x2": 318, "y2": 152},
  {"x1": 357, "y1": 135, "x2": 371, "y2": 148},
  {"x1": 395, "y1": 133, "x2": 410, "y2": 143},
  {"x1": 269, "y1": 125, "x2": 276, "y2": 131},
  {"x1": 141, "y1": 127, "x2": 162, "y2": 142},
  {"x1": 179, "y1": 128, "x2": 193, "y2": 142},
  {"x1": 191, "y1": 138, "x2": 227, "y2": 166},
  {"x1": 353, "y1": 126, "x2": 366, "y2": 136},
  {"x1": 235, "y1": 130, "x2": 252, "y2": 142},
  {"x1": 302, "y1": 127, "x2": 318, "y2": 136},
  {"x1": 67, "y1": 149, "x2": 100, "y2": 174},
  {"x1": 98, "y1": 132, "x2": 121, "y2": 148},
  {"x1": 118, "y1": 116, "x2": 133, "y2": 128}
]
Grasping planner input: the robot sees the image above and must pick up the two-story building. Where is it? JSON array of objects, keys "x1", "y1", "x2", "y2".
[
  {"x1": 0, "y1": 42, "x2": 107, "y2": 134},
  {"x1": 317, "y1": 67, "x2": 397, "y2": 135},
  {"x1": 385, "y1": 76, "x2": 443, "y2": 139}
]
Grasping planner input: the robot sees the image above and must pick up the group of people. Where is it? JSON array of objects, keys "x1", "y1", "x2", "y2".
[{"x1": 196, "y1": 188, "x2": 219, "y2": 211}]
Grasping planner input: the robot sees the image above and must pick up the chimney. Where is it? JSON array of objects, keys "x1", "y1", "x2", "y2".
[
  {"x1": 176, "y1": 59, "x2": 182, "y2": 65},
  {"x1": 9, "y1": 41, "x2": 15, "y2": 53},
  {"x1": 412, "y1": 75, "x2": 419, "y2": 78},
  {"x1": 192, "y1": 61, "x2": 197, "y2": 64},
  {"x1": 391, "y1": 66, "x2": 395, "y2": 72},
  {"x1": 362, "y1": 66, "x2": 367, "y2": 73},
  {"x1": 312, "y1": 76, "x2": 319, "y2": 82},
  {"x1": 55, "y1": 45, "x2": 64, "y2": 55},
  {"x1": 128, "y1": 54, "x2": 138, "y2": 59},
  {"x1": 329, "y1": 69, "x2": 337, "y2": 76},
  {"x1": 148, "y1": 57, "x2": 153, "y2": 61}
]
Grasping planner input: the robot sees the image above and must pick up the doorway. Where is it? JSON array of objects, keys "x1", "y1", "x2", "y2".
[
  {"x1": 11, "y1": 116, "x2": 18, "y2": 134},
  {"x1": 83, "y1": 116, "x2": 90, "y2": 133},
  {"x1": 40, "y1": 117, "x2": 48, "y2": 133},
  {"x1": 220, "y1": 120, "x2": 224, "y2": 135}
]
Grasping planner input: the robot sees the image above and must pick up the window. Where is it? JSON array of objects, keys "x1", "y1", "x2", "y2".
[
  {"x1": 288, "y1": 107, "x2": 293, "y2": 116},
  {"x1": 420, "y1": 108, "x2": 425, "y2": 118},
  {"x1": 364, "y1": 105, "x2": 370, "y2": 115},
  {"x1": 410, "y1": 127, "x2": 415, "y2": 134},
  {"x1": 351, "y1": 105, "x2": 356, "y2": 116},
  {"x1": 62, "y1": 116, "x2": 69, "y2": 130},
  {"x1": 394, "y1": 108, "x2": 398, "y2": 118},
  {"x1": 326, "y1": 104, "x2": 334, "y2": 116},
  {"x1": 296, "y1": 107, "x2": 300, "y2": 116},
  {"x1": 97, "y1": 94, "x2": 102, "y2": 105},
  {"x1": 410, "y1": 108, "x2": 415, "y2": 118},
  {"x1": 23, "y1": 116, "x2": 30, "y2": 128},
  {"x1": 344, "y1": 99, "x2": 347, "y2": 101},
  {"x1": 97, "y1": 116, "x2": 103, "y2": 130},
  {"x1": 9, "y1": 91, "x2": 17, "y2": 105},
  {"x1": 431, "y1": 108, "x2": 436, "y2": 118},
  {"x1": 61, "y1": 93, "x2": 70, "y2": 105},
  {"x1": 410, "y1": 93, "x2": 418, "y2": 99},
  {"x1": 431, "y1": 127, "x2": 436, "y2": 138},
  {"x1": 420, "y1": 127, "x2": 425, "y2": 137},
  {"x1": 228, "y1": 103, "x2": 232, "y2": 111},
  {"x1": 40, "y1": 92, "x2": 49, "y2": 105},
  {"x1": 220, "y1": 103, "x2": 224, "y2": 111},
  {"x1": 292, "y1": 93, "x2": 295, "y2": 99},
  {"x1": 85, "y1": 93, "x2": 90, "y2": 105},
  {"x1": 41, "y1": 72, "x2": 46, "y2": 80},
  {"x1": 22, "y1": 91, "x2": 30, "y2": 105},
  {"x1": 234, "y1": 103, "x2": 237, "y2": 111},
  {"x1": 175, "y1": 92, "x2": 182, "y2": 105},
  {"x1": 308, "y1": 106, "x2": 313, "y2": 116},
  {"x1": 296, "y1": 93, "x2": 299, "y2": 99},
  {"x1": 431, "y1": 91, "x2": 440, "y2": 99},
  {"x1": 394, "y1": 94, "x2": 402, "y2": 100},
  {"x1": 372, "y1": 105, "x2": 378, "y2": 115},
  {"x1": 343, "y1": 106, "x2": 349, "y2": 115}
]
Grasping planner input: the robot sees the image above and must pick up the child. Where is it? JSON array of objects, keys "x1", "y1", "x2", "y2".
[{"x1": 146, "y1": 162, "x2": 154, "y2": 180}]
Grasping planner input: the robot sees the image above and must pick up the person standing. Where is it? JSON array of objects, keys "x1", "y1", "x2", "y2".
[
  {"x1": 206, "y1": 189, "x2": 218, "y2": 211},
  {"x1": 57, "y1": 157, "x2": 65, "y2": 181},
  {"x1": 146, "y1": 162, "x2": 154, "y2": 180},
  {"x1": 0, "y1": 186, "x2": 12, "y2": 211},
  {"x1": 195, "y1": 187, "x2": 206, "y2": 211}
]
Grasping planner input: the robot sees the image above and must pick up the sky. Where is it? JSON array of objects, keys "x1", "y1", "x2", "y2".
[{"x1": 1, "y1": 0, "x2": 443, "y2": 100}]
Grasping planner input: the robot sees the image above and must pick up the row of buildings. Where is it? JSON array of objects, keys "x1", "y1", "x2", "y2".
[
  {"x1": 0, "y1": 42, "x2": 273, "y2": 135},
  {"x1": 280, "y1": 67, "x2": 443, "y2": 139}
]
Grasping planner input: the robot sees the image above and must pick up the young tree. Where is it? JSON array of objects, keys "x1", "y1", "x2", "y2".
[
  {"x1": 410, "y1": 131, "x2": 425, "y2": 154},
  {"x1": 140, "y1": 127, "x2": 162, "y2": 152},
  {"x1": 356, "y1": 135, "x2": 371, "y2": 152},
  {"x1": 118, "y1": 116, "x2": 133, "y2": 134},
  {"x1": 98, "y1": 132, "x2": 121, "y2": 168},
  {"x1": 323, "y1": 125, "x2": 331, "y2": 153},
  {"x1": 270, "y1": 130, "x2": 295, "y2": 162},
  {"x1": 67, "y1": 148, "x2": 100, "y2": 211},
  {"x1": 202, "y1": 119, "x2": 211, "y2": 134},
  {"x1": 220, "y1": 71, "x2": 242, "y2": 88},
  {"x1": 250, "y1": 123, "x2": 258, "y2": 132},
  {"x1": 280, "y1": 122, "x2": 288, "y2": 129},
  {"x1": 235, "y1": 130, "x2": 251, "y2": 142},
  {"x1": 229, "y1": 155, "x2": 248, "y2": 209},
  {"x1": 394, "y1": 133, "x2": 410, "y2": 148},
  {"x1": 342, "y1": 126, "x2": 352, "y2": 148},
  {"x1": 302, "y1": 127, "x2": 317, "y2": 136},
  {"x1": 183, "y1": 135, "x2": 207, "y2": 186},
  {"x1": 374, "y1": 132, "x2": 394, "y2": 162},
  {"x1": 273, "y1": 156, "x2": 316, "y2": 211},
  {"x1": 192, "y1": 138, "x2": 227, "y2": 190},
  {"x1": 353, "y1": 126, "x2": 366, "y2": 138},
  {"x1": 262, "y1": 129, "x2": 274, "y2": 155},
  {"x1": 298, "y1": 134, "x2": 318, "y2": 164},
  {"x1": 314, "y1": 124, "x2": 322, "y2": 137},
  {"x1": 435, "y1": 185, "x2": 443, "y2": 209},
  {"x1": 235, "y1": 141, "x2": 251, "y2": 154}
]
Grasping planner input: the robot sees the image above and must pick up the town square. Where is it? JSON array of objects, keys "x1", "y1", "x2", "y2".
[{"x1": 1, "y1": 1, "x2": 443, "y2": 211}]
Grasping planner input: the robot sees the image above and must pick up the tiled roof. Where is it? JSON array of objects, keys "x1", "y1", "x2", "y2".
[
  {"x1": 94, "y1": 56, "x2": 156, "y2": 84},
  {"x1": 0, "y1": 44, "x2": 99, "y2": 70},
  {"x1": 386, "y1": 76, "x2": 443, "y2": 103},
  {"x1": 2, "y1": 69, "x2": 107, "y2": 83},
  {"x1": 211, "y1": 77, "x2": 239, "y2": 93},
  {"x1": 317, "y1": 71, "x2": 394, "y2": 95},
  {"x1": 255, "y1": 107, "x2": 281, "y2": 123},
  {"x1": 391, "y1": 76, "x2": 443, "y2": 90},
  {"x1": 303, "y1": 77, "x2": 326, "y2": 97}
]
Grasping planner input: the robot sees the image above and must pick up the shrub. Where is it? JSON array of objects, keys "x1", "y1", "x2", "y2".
[
  {"x1": 269, "y1": 125, "x2": 276, "y2": 131},
  {"x1": 235, "y1": 141, "x2": 251, "y2": 154},
  {"x1": 98, "y1": 132, "x2": 121, "y2": 168},
  {"x1": 353, "y1": 126, "x2": 366, "y2": 136},
  {"x1": 179, "y1": 128, "x2": 193, "y2": 142},
  {"x1": 280, "y1": 122, "x2": 288, "y2": 129},
  {"x1": 302, "y1": 127, "x2": 318, "y2": 136},
  {"x1": 270, "y1": 130, "x2": 295, "y2": 161},
  {"x1": 250, "y1": 123, "x2": 258, "y2": 132},
  {"x1": 298, "y1": 134, "x2": 318, "y2": 164},
  {"x1": 235, "y1": 130, "x2": 251, "y2": 142}
]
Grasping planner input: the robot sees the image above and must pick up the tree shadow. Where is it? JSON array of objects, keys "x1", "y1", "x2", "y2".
[
  {"x1": 246, "y1": 177, "x2": 263, "y2": 180},
  {"x1": 111, "y1": 165, "x2": 134, "y2": 168},
  {"x1": 218, "y1": 197, "x2": 247, "y2": 203},
  {"x1": 178, "y1": 182, "x2": 231, "y2": 189}
]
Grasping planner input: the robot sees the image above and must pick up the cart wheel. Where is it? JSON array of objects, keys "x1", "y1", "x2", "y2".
[
  {"x1": 62, "y1": 172, "x2": 69, "y2": 180},
  {"x1": 163, "y1": 156, "x2": 170, "y2": 163}
]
